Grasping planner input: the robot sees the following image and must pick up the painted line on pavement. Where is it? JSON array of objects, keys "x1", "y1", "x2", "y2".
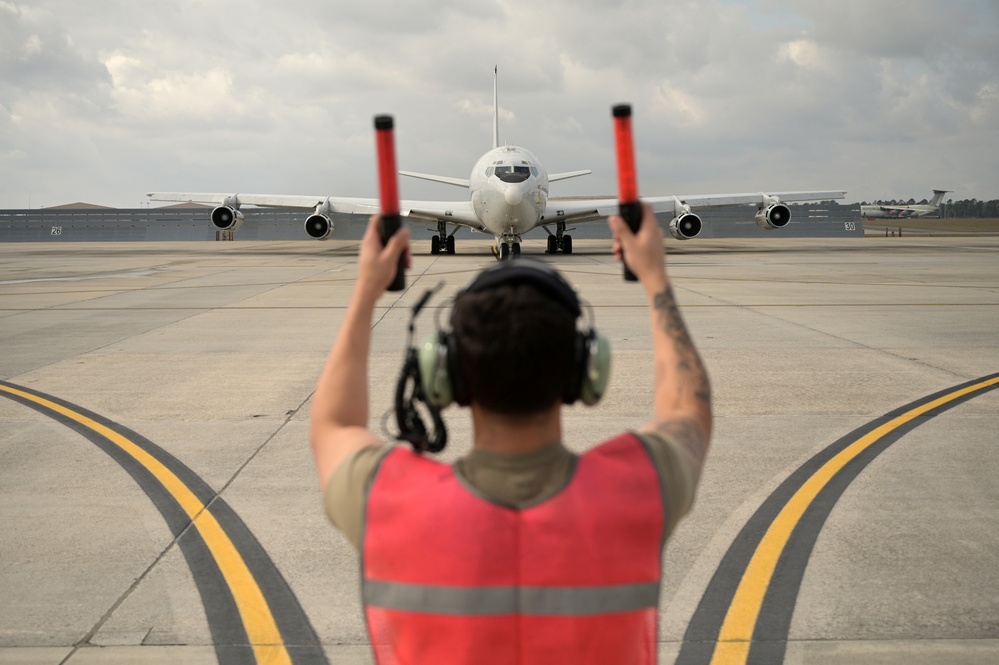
[
  {"x1": 0, "y1": 380, "x2": 327, "y2": 665},
  {"x1": 677, "y1": 372, "x2": 999, "y2": 665}
]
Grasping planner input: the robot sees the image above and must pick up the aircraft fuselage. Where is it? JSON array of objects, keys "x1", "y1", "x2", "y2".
[
  {"x1": 861, "y1": 206, "x2": 939, "y2": 220},
  {"x1": 469, "y1": 145, "x2": 549, "y2": 241}
]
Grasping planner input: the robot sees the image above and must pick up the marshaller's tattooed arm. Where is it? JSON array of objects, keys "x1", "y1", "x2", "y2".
[
  {"x1": 654, "y1": 286, "x2": 712, "y2": 405},
  {"x1": 606, "y1": 202, "x2": 711, "y2": 475},
  {"x1": 650, "y1": 285, "x2": 712, "y2": 473}
]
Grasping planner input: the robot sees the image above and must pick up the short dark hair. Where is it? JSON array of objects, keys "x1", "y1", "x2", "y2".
[{"x1": 451, "y1": 282, "x2": 576, "y2": 416}]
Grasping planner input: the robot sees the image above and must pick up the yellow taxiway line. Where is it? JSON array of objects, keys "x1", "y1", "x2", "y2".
[
  {"x1": 709, "y1": 374, "x2": 999, "y2": 664},
  {"x1": 0, "y1": 383, "x2": 291, "y2": 665}
]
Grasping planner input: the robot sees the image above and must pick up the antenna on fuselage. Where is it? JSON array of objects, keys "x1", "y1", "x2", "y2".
[{"x1": 493, "y1": 65, "x2": 499, "y2": 150}]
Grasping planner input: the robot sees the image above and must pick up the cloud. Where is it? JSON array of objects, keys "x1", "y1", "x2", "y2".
[
  {"x1": 780, "y1": 39, "x2": 825, "y2": 70},
  {"x1": 1, "y1": 0, "x2": 997, "y2": 208},
  {"x1": 0, "y1": 3, "x2": 112, "y2": 104},
  {"x1": 105, "y1": 54, "x2": 249, "y2": 122}
]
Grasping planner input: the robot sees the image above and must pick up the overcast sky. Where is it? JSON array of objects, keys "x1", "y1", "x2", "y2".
[{"x1": 1, "y1": 0, "x2": 996, "y2": 209}]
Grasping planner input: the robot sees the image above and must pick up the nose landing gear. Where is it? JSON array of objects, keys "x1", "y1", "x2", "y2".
[
  {"x1": 499, "y1": 242, "x2": 521, "y2": 260},
  {"x1": 493, "y1": 234, "x2": 522, "y2": 261}
]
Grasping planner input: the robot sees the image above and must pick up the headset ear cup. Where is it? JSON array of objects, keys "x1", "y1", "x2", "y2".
[
  {"x1": 562, "y1": 331, "x2": 585, "y2": 405},
  {"x1": 579, "y1": 330, "x2": 611, "y2": 406},
  {"x1": 418, "y1": 333, "x2": 453, "y2": 409},
  {"x1": 446, "y1": 332, "x2": 469, "y2": 406}
]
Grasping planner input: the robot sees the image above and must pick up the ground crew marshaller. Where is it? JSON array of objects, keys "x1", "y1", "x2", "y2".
[{"x1": 311, "y1": 204, "x2": 712, "y2": 664}]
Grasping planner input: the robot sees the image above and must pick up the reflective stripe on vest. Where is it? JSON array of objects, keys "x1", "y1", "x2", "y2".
[
  {"x1": 364, "y1": 579, "x2": 661, "y2": 615},
  {"x1": 361, "y1": 433, "x2": 665, "y2": 665}
]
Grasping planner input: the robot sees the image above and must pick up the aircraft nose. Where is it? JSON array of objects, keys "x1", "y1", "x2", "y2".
[{"x1": 504, "y1": 186, "x2": 523, "y2": 206}]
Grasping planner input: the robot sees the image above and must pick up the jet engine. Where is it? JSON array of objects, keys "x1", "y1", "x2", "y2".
[
  {"x1": 755, "y1": 201, "x2": 792, "y2": 230},
  {"x1": 664, "y1": 196, "x2": 703, "y2": 240},
  {"x1": 305, "y1": 198, "x2": 335, "y2": 240},
  {"x1": 669, "y1": 212, "x2": 703, "y2": 240},
  {"x1": 211, "y1": 205, "x2": 243, "y2": 231},
  {"x1": 305, "y1": 213, "x2": 334, "y2": 239}
]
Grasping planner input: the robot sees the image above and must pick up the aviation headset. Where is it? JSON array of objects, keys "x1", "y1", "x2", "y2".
[
  {"x1": 394, "y1": 259, "x2": 611, "y2": 452},
  {"x1": 415, "y1": 258, "x2": 610, "y2": 412}
]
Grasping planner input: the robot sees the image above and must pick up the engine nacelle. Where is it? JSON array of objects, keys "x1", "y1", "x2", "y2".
[
  {"x1": 305, "y1": 213, "x2": 334, "y2": 240},
  {"x1": 669, "y1": 212, "x2": 703, "y2": 240},
  {"x1": 755, "y1": 202, "x2": 791, "y2": 230},
  {"x1": 211, "y1": 205, "x2": 244, "y2": 231}
]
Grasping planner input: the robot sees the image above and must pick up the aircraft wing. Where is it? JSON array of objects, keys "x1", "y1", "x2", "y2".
[
  {"x1": 401, "y1": 200, "x2": 482, "y2": 229},
  {"x1": 544, "y1": 190, "x2": 847, "y2": 223},
  {"x1": 147, "y1": 191, "x2": 483, "y2": 229},
  {"x1": 651, "y1": 190, "x2": 847, "y2": 207},
  {"x1": 148, "y1": 191, "x2": 367, "y2": 210}
]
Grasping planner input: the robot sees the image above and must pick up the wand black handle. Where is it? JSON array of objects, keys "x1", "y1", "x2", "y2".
[
  {"x1": 619, "y1": 201, "x2": 642, "y2": 282},
  {"x1": 379, "y1": 213, "x2": 406, "y2": 292}
]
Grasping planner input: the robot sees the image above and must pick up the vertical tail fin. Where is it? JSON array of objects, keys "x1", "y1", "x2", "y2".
[
  {"x1": 929, "y1": 189, "x2": 950, "y2": 206},
  {"x1": 493, "y1": 65, "x2": 499, "y2": 150}
]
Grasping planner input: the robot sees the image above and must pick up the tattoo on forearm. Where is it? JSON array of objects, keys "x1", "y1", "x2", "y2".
[{"x1": 654, "y1": 287, "x2": 712, "y2": 405}]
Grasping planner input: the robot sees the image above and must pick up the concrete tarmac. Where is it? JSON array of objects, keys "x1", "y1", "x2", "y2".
[{"x1": 1, "y1": 235, "x2": 997, "y2": 664}]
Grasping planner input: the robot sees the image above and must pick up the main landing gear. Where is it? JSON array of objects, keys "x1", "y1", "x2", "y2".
[
  {"x1": 430, "y1": 220, "x2": 455, "y2": 255},
  {"x1": 544, "y1": 220, "x2": 573, "y2": 254}
]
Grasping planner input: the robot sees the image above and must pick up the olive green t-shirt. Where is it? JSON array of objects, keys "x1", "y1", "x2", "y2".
[{"x1": 324, "y1": 431, "x2": 700, "y2": 549}]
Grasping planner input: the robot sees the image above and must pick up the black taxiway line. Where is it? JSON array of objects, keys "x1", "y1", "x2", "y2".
[
  {"x1": 676, "y1": 371, "x2": 999, "y2": 665},
  {"x1": 0, "y1": 380, "x2": 328, "y2": 665}
]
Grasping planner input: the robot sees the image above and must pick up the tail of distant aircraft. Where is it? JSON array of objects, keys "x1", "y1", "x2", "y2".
[
  {"x1": 396, "y1": 66, "x2": 502, "y2": 189},
  {"x1": 493, "y1": 65, "x2": 500, "y2": 150},
  {"x1": 397, "y1": 65, "x2": 588, "y2": 188},
  {"x1": 929, "y1": 189, "x2": 951, "y2": 207}
]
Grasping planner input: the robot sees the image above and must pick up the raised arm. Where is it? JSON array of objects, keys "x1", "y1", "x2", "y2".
[
  {"x1": 608, "y1": 204, "x2": 712, "y2": 475},
  {"x1": 310, "y1": 216, "x2": 410, "y2": 489}
]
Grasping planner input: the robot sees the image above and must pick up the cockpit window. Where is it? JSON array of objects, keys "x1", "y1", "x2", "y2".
[{"x1": 495, "y1": 165, "x2": 531, "y2": 183}]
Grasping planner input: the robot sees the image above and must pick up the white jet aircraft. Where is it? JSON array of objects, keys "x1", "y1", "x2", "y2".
[{"x1": 149, "y1": 67, "x2": 846, "y2": 259}]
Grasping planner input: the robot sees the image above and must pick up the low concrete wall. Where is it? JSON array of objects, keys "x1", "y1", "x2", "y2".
[{"x1": 0, "y1": 203, "x2": 864, "y2": 242}]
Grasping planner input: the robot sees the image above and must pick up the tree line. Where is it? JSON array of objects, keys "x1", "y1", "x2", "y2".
[{"x1": 862, "y1": 198, "x2": 999, "y2": 218}]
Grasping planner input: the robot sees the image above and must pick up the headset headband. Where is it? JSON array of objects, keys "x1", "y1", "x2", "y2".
[{"x1": 459, "y1": 259, "x2": 581, "y2": 318}]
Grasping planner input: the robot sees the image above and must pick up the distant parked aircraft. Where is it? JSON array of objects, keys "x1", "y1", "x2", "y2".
[{"x1": 861, "y1": 190, "x2": 951, "y2": 220}]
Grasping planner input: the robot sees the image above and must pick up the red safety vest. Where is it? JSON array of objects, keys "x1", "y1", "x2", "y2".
[{"x1": 362, "y1": 433, "x2": 665, "y2": 665}]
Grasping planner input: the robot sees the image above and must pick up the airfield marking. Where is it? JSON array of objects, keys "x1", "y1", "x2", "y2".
[
  {"x1": 0, "y1": 380, "x2": 327, "y2": 665},
  {"x1": 677, "y1": 372, "x2": 999, "y2": 665}
]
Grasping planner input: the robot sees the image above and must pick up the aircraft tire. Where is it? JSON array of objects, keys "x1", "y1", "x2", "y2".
[
  {"x1": 500, "y1": 243, "x2": 510, "y2": 260},
  {"x1": 446, "y1": 235, "x2": 456, "y2": 254},
  {"x1": 513, "y1": 242, "x2": 521, "y2": 256},
  {"x1": 547, "y1": 235, "x2": 557, "y2": 254},
  {"x1": 431, "y1": 237, "x2": 441, "y2": 254},
  {"x1": 562, "y1": 235, "x2": 573, "y2": 254}
]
